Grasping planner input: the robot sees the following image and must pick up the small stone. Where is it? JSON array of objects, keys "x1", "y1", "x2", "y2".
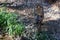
[{"x1": 0, "y1": 35, "x2": 2, "y2": 38}]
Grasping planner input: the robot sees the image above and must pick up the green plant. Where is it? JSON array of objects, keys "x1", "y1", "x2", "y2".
[{"x1": 0, "y1": 7, "x2": 25, "y2": 37}]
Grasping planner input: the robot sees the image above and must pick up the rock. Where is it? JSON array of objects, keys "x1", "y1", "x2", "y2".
[{"x1": 0, "y1": 35, "x2": 2, "y2": 39}]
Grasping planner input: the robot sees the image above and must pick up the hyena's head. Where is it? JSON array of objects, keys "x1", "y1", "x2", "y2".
[{"x1": 35, "y1": 4, "x2": 43, "y2": 16}]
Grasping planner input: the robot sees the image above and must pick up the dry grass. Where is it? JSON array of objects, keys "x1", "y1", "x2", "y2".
[{"x1": 0, "y1": 35, "x2": 13, "y2": 40}]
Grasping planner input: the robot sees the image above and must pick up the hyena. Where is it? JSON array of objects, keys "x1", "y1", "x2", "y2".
[{"x1": 34, "y1": 4, "x2": 44, "y2": 32}]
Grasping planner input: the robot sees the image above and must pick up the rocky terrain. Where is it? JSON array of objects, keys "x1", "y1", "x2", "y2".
[{"x1": 0, "y1": 0, "x2": 60, "y2": 40}]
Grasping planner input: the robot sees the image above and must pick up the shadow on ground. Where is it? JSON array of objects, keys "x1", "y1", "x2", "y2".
[{"x1": 42, "y1": 18, "x2": 60, "y2": 40}]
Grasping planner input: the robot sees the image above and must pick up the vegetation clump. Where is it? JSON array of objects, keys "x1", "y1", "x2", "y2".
[{"x1": 0, "y1": 7, "x2": 25, "y2": 37}]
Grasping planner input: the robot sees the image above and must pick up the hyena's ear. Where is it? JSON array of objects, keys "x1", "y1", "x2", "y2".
[{"x1": 35, "y1": 4, "x2": 42, "y2": 8}]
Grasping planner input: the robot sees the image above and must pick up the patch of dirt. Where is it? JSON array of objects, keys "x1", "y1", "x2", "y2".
[{"x1": 0, "y1": 35, "x2": 13, "y2": 40}]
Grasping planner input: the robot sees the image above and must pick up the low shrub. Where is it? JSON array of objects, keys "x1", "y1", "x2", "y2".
[{"x1": 0, "y1": 7, "x2": 25, "y2": 37}]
